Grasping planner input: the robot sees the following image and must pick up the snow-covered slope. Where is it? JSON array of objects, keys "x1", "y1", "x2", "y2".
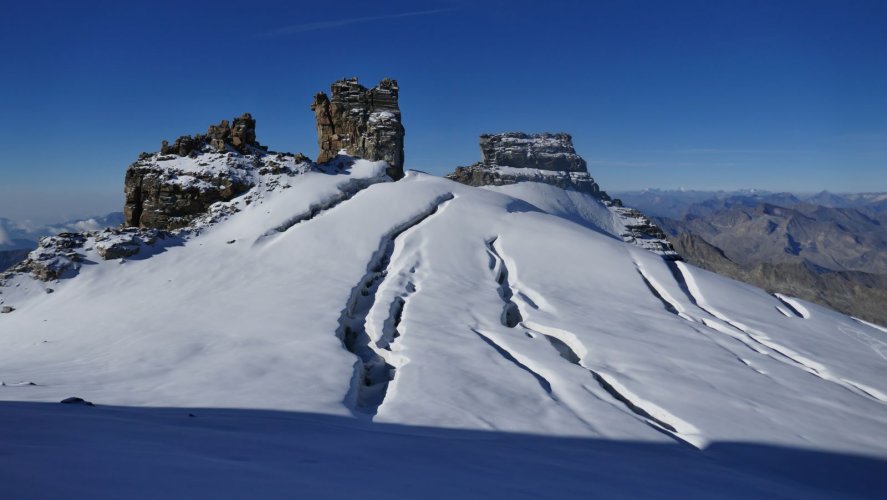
[{"x1": 1, "y1": 158, "x2": 885, "y2": 497}]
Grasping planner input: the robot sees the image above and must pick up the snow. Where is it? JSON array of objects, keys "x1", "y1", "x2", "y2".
[{"x1": 1, "y1": 163, "x2": 886, "y2": 497}]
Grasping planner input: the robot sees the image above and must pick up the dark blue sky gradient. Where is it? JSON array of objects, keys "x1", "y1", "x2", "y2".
[{"x1": 1, "y1": 0, "x2": 885, "y2": 221}]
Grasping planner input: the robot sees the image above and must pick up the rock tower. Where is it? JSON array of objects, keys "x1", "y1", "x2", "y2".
[{"x1": 311, "y1": 77, "x2": 405, "y2": 180}]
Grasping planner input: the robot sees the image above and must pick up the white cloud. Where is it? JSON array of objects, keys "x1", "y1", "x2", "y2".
[{"x1": 261, "y1": 8, "x2": 452, "y2": 37}]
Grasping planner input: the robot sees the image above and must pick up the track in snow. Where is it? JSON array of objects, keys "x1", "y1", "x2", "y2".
[{"x1": 337, "y1": 193, "x2": 455, "y2": 417}]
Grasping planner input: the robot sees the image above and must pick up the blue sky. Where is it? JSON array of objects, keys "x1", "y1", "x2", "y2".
[{"x1": 1, "y1": 0, "x2": 885, "y2": 222}]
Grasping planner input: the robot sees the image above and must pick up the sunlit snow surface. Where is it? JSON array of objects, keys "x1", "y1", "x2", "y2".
[{"x1": 1, "y1": 161, "x2": 885, "y2": 498}]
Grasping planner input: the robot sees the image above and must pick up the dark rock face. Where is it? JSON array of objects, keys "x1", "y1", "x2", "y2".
[
  {"x1": 446, "y1": 132, "x2": 604, "y2": 197},
  {"x1": 124, "y1": 159, "x2": 253, "y2": 229},
  {"x1": 447, "y1": 165, "x2": 604, "y2": 197},
  {"x1": 122, "y1": 112, "x2": 293, "y2": 229},
  {"x1": 160, "y1": 113, "x2": 265, "y2": 157},
  {"x1": 480, "y1": 133, "x2": 587, "y2": 172},
  {"x1": 60, "y1": 396, "x2": 94, "y2": 406},
  {"x1": 311, "y1": 78, "x2": 405, "y2": 180}
]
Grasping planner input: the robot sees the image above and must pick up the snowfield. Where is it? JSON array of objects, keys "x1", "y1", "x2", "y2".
[{"x1": 1, "y1": 158, "x2": 885, "y2": 498}]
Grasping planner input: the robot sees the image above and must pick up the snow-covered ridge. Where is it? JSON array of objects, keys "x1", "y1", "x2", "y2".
[
  {"x1": 447, "y1": 132, "x2": 679, "y2": 259},
  {"x1": 1, "y1": 154, "x2": 389, "y2": 292},
  {"x1": 1, "y1": 161, "x2": 886, "y2": 496}
]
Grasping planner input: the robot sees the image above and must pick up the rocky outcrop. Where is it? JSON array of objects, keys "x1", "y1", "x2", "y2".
[
  {"x1": 311, "y1": 78, "x2": 405, "y2": 180},
  {"x1": 15, "y1": 233, "x2": 88, "y2": 281},
  {"x1": 124, "y1": 112, "x2": 313, "y2": 229},
  {"x1": 160, "y1": 113, "x2": 265, "y2": 157},
  {"x1": 609, "y1": 204, "x2": 679, "y2": 257},
  {"x1": 10, "y1": 228, "x2": 176, "y2": 281},
  {"x1": 446, "y1": 132, "x2": 678, "y2": 259},
  {"x1": 446, "y1": 132, "x2": 603, "y2": 196},
  {"x1": 123, "y1": 156, "x2": 254, "y2": 229},
  {"x1": 480, "y1": 133, "x2": 588, "y2": 172}
]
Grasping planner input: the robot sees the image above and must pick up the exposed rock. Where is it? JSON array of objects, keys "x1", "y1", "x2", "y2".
[
  {"x1": 12, "y1": 233, "x2": 88, "y2": 281},
  {"x1": 610, "y1": 205, "x2": 678, "y2": 256},
  {"x1": 11, "y1": 227, "x2": 176, "y2": 281},
  {"x1": 94, "y1": 228, "x2": 171, "y2": 260},
  {"x1": 124, "y1": 156, "x2": 254, "y2": 229},
  {"x1": 125, "y1": 112, "x2": 313, "y2": 230},
  {"x1": 446, "y1": 133, "x2": 678, "y2": 259},
  {"x1": 1, "y1": 306, "x2": 13, "y2": 314},
  {"x1": 480, "y1": 132, "x2": 587, "y2": 172},
  {"x1": 161, "y1": 113, "x2": 265, "y2": 157},
  {"x1": 311, "y1": 77, "x2": 405, "y2": 180},
  {"x1": 446, "y1": 133, "x2": 604, "y2": 197},
  {"x1": 128, "y1": 113, "x2": 269, "y2": 229},
  {"x1": 60, "y1": 396, "x2": 94, "y2": 406}
]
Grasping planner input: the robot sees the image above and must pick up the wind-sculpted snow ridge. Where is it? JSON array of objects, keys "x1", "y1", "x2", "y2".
[
  {"x1": 337, "y1": 193, "x2": 455, "y2": 417},
  {"x1": 669, "y1": 260, "x2": 887, "y2": 404},
  {"x1": 1, "y1": 170, "x2": 887, "y2": 496},
  {"x1": 483, "y1": 181, "x2": 680, "y2": 259},
  {"x1": 482, "y1": 240, "x2": 702, "y2": 447}
]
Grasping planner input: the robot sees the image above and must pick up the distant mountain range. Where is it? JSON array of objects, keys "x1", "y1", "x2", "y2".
[
  {"x1": 614, "y1": 189, "x2": 887, "y2": 221},
  {"x1": 612, "y1": 190, "x2": 887, "y2": 325}
]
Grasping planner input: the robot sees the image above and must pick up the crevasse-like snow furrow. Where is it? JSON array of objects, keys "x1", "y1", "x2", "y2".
[
  {"x1": 632, "y1": 258, "x2": 778, "y2": 374},
  {"x1": 485, "y1": 237, "x2": 523, "y2": 328},
  {"x1": 522, "y1": 321, "x2": 703, "y2": 449},
  {"x1": 488, "y1": 243, "x2": 703, "y2": 448},
  {"x1": 258, "y1": 175, "x2": 386, "y2": 241},
  {"x1": 337, "y1": 193, "x2": 455, "y2": 417},
  {"x1": 633, "y1": 260, "x2": 696, "y2": 322},
  {"x1": 471, "y1": 329, "x2": 552, "y2": 394},
  {"x1": 672, "y1": 261, "x2": 887, "y2": 404},
  {"x1": 773, "y1": 293, "x2": 809, "y2": 319}
]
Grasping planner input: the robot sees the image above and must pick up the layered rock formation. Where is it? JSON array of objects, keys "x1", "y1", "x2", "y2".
[
  {"x1": 446, "y1": 133, "x2": 603, "y2": 196},
  {"x1": 480, "y1": 132, "x2": 588, "y2": 172},
  {"x1": 124, "y1": 114, "x2": 310, "y2": 230},
  {"x1": 311, "y1": 78, "x2": 405, "y2": 180},
  {"x1": 123, "y1": 157, "x2": 254, "y2": 229},
  {"x1": 446, "y1": 132, "x2": 678, "y2": 258}
]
